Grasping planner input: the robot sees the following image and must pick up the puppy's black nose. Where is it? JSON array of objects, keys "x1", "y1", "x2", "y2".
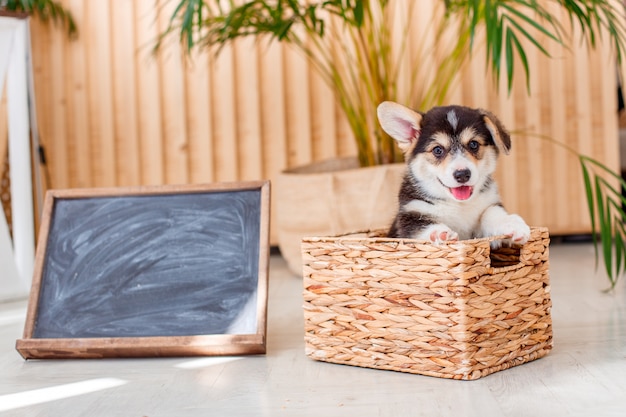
[{"x1": 453, "y1": 169, "x2": 471, "y2": 184}]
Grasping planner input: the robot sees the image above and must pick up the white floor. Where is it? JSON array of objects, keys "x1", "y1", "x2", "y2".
[{"x1": 0, "y1": 241, "x2": 625, "y2": 417}]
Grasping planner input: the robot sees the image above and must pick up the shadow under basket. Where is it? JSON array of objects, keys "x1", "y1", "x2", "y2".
[{"x1": 302, "y1": 227, "x2": 553, "y2": 380}]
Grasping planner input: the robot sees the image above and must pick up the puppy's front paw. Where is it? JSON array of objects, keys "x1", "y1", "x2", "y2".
[
  {"x1": 420, "y1": 225, "x2": 458, "y2": 244},
  {"x1": 491, "y1": 214, "x2": 530, "y2": 248}
]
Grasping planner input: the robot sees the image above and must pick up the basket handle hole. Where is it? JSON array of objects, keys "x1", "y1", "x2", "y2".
[{"x1": 490, "y1": 245, "x2": 522, "y2": 268}]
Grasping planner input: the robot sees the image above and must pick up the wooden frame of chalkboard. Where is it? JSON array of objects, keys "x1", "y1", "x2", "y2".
[{"x1": 15, "y1": 181, "x2": 270, "y2": 359}]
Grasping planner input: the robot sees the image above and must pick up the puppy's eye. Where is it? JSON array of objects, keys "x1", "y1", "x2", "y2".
[
  {"x1": 468, "y1": 140, "x2": 480, "y2": 151},
  {"x1": 432, "y1": 146, "x2": 445, "y2": 157}
]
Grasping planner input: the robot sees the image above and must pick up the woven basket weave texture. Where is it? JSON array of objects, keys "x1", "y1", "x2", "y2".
[{"x1": 302, "y1": 227, "x2": 552, "y2": 380}]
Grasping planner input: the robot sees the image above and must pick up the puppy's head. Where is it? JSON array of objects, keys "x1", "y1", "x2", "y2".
[{"x1": 377, "y1": 101, "x2": 510, "y2": 201}]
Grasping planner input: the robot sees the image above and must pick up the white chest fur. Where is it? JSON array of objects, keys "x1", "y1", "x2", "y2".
[{"x1": 402, "y1": 188, "x2": 501, "y2": 240}]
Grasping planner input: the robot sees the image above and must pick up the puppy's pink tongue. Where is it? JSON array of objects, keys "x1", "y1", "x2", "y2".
[{"x1": 451, "y1": 186, "x2": 473, "y2": 200}]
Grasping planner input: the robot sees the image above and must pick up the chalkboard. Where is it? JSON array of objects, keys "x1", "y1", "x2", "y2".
[{"x1": 16, "y1": 182, "x2": 270, "y2": 359}]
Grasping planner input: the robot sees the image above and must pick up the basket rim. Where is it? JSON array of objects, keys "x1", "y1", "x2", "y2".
[{"x1": 302, "y1": 226, "x2": 548, "y2": 245}]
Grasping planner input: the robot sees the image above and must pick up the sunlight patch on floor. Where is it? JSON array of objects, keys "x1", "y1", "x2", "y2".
[
  {"x1": 0, "y1": 308, "x2": 25, "y2": 326},
  {"x1": 0, "y1": 378, "x2": 127, "y2": 412}
]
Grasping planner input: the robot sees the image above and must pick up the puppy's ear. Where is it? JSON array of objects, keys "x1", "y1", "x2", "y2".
[
  {"x1": 377, "y1": 101, "x2": 423, "y2": 154},
  {"x1": 481, "y1": 110, "x2": 511, "y2": 155}
]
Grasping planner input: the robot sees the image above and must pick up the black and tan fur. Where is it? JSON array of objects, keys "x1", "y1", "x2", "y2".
[{"x1": 377, "y1": 101, "x2": 530, "y2": 245}]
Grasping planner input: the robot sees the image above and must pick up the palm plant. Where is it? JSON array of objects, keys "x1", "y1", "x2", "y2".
[
  {"x1": 0, "y1": 0, "x2": 76, "y2": 35},
  {"x1": 159, "y1": 0, "x2": 626, "y2": 290},
  {"x1": 158, "y1": 0, "x2": 475, "y2": 166}
]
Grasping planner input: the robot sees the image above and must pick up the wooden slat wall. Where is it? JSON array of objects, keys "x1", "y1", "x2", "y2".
[{"x1": 2, "y1": 1, "x2": 620, "y2": 241}]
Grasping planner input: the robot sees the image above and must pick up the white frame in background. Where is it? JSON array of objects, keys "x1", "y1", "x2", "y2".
[{"x1": 0, "y1": 14, "x2": 41, "y2": 301}]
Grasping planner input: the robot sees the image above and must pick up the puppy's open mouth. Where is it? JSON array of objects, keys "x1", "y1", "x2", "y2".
[{"x1": 449, "y1": 186, "x2": 473, "y2": 201}]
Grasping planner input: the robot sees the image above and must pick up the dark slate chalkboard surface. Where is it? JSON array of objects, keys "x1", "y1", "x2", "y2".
[
  {"x1": 16, "y1": 182, "x2": 270, "y2": 359},
  {"x1": 21, "y1": 183, "x2": 269, "y2": 350}
]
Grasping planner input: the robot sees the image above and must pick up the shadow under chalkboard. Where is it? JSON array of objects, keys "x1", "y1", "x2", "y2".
[{"x1": 16, "y1": 181, "x2": 270, "y2": 359}]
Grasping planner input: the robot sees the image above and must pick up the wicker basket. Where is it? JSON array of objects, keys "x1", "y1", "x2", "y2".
[{"x1": 302, "y1": 227, "x2": 552, "y2": 380}]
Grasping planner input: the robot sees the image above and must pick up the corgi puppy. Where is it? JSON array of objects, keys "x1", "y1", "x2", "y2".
[{"x1": 377, "y1": 101, "x2": 530, "y2": 246}]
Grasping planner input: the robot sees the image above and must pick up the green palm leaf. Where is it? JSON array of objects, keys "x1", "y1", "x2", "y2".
[
  {"x1": 580, "y1": 156, "x2": 626, "y2": 290},
  {"x1": 1, "y1": 0, "x2": 76, "y2": 35}
]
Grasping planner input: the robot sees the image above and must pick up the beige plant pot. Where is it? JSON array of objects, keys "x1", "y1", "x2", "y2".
[{"x1": 274, "y1": 157, "x2": 405, "y2": 275}]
